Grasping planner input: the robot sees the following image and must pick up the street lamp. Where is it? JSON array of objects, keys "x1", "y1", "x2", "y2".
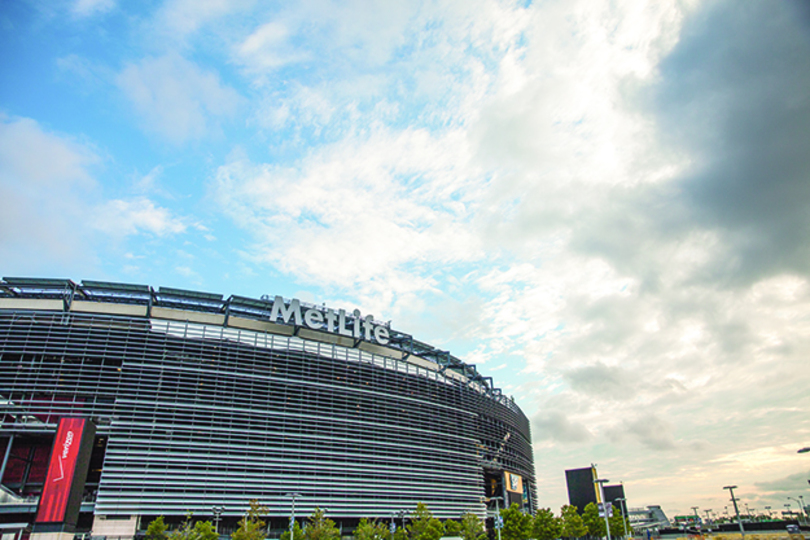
[
  {"x1": 765, "y1": 506, "x2": 772, "y2": 519},
  {"x1": 399, "y1": 510, "x2": 408, "y2": 537},
  {"x1": 691, "y1": 507, "x2": 700, "y2": 527},
  {"x1": 287, "y1": 492, "x2": 301, "y2": 540},
  {"x1": 799, "y1": 496, "x2": 807, "y2": 524},
  {"x1": 704, "y1": 510, "x2": 712, "y2": 527},
  {"x1": 788, "y1": 497, "x2": 802, "y2": 516},
  {"x1": 594, "y1": 477, "x2": 612, "y2": 540},
  {"x1": 489, "y1": 497, "x2": 504, "y2": 540},
  {"x1": 615, "y1": 498, "x2": 629, "y2": 540},
  {"x1": 212, "y1": 506, "x2": 225, "y2": 535},
  {"x1": 724, "y1": 485, "x2": 745, "y2": 539}
]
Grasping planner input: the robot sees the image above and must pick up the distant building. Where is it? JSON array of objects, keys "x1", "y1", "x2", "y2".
[
  {"x1": 565, "y1": 466, "x2": 626, "y2": 516},
  {"x1": 629, "y1": 506, "x2": 671, "y2": 530},
  {"x1": 566, "y1": 467, "x2": 598, "y2": 512},
  {"x1": 603, "y1": 484, "x2": 627, "y2": 517}
]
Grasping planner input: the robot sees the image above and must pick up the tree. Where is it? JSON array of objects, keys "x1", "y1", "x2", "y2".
[
  {"x1": 501, "y1": 504, "x2": 531, "y2": 540},
  {"x1": 533, "y1": 508, "x2": 563, "y2": 540},
  {"x1": 146, "y1": 516, "x2": 169, "y2": 540},
  {"x1": 354, "y1": 518, "x2": 390, "y2": 540},
  {"x1": 303, "y1": 508, "x2": 341, "y2": 540},
  {"x1": 581, "y1": 503, "x2": 605, "y2": 539},
  {"x1": 444, "y1": 521, "x2": 462, "y2": 537},
  {"x1": 608, "y1": 509, "x2": 629, "y2": 539},
  {"x1": 560, "y1": 506, "x2": 587, "y2": 540},
  {"x1": 407, "y1": 503, "x2": 445, "y2": 540},
  {"x1": 232, "y1": 500, "x2": 268, "y2": 540},
  {"x1": 280, "y1": 521, "x2": 304, "y2": 540},
  {"x1": 167, "y1": 514, "x2": 218, "y2": 540},
  {"x1": 458, "y1": 513, "x2": 486, "y2": 540},
  {"x1": 192, "y1": 521, "x2": 219, "y2": 540}
]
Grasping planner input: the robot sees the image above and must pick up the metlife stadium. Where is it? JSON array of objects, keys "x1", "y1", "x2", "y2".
[{"x1": 0, "y1": 277, "x2": 535, "y2": 538}]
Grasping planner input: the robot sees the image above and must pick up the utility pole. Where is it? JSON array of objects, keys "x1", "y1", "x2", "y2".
[{"x1": 724, "y1": 485, "x2": 745, "y2": 539}]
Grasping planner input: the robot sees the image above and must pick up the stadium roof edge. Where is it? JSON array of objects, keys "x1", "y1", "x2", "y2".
[{"x1": 0, "y1": 276, "x2": 520, "y2": 413}]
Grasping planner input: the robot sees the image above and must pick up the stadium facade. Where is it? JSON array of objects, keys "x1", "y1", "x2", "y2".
[{"x1": 0, "y1": 278, "x2": 535, "y2": 538}]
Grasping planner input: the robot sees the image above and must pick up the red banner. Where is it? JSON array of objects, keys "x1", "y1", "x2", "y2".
[{"x1": 35, "y1": 417, "x2": 86, "y2": 523}]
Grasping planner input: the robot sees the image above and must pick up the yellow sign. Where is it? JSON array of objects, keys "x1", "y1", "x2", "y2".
[{"x1": 505, "y1": 472, "x2": 523, "y2": 493}]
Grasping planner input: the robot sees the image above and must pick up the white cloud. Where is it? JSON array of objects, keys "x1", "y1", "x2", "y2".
[
  {"x1": 236, "y1": 21, "x2": 308, "y2": 72},
  {"x1": 93, "y1": 198, "x2": 188, "y2": 237},
  {"x1": 212, "y1": 126, "x2": 487, "y2": 313},
  {"x1": 0, "y1": 116, "x2": 97, "y2": 188},
  {"x1": 0, "y1": 116, "x2": 191, "y2": 278},
  {"x1": 116, "y1": 54, "x2": 241, "y2": 143},
  {"x1": 152, "y1": 0, "x2": 253, "y2": 45},
  {"x1": 0, "y1": 115, "x2": 99, "y2": 267},
  {"x1": 71, "y1": 0, "x2": 114, "y2": 18}
]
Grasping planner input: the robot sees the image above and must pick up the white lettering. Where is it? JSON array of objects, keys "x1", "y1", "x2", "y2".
[
  {"x1": 373, "y1": 325, "x2": 390, "y2": 345},
  {"x1": 337, "y1": 309, "x2": 353, "y2": 337},
  {"x1": 261, "y1": 294, "x2": 392, "y2": 346},
  {"x1": 270, "y1": 296, "x2": 303, "y2": 326},
  {"x1": 325, "y1": 308, "x2": 337, "y2": 333},
  {"x1": 62, "y1": 430, "x2": 74, "y2": 459},
  {"x1": 352, "y1": 309, "x2": 362, "y2": 338},
  {"x1": 363, "y1": 315, "x2": 374, "y2": 340},
  {"x1": 303, "y1": 308, "x2": 324, "y2": 330}
]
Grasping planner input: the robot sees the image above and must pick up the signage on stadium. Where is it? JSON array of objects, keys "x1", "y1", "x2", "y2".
[
  {"x1": 35, "y1": 417, "x2": 95, "y2": 525},
  {"x1": 268, "y1": 296, "x2": 390, "y2": 345}
]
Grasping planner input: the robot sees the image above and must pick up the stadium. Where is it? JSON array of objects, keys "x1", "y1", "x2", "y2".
[{"x1": 0, "y1": 277, "x2": 535, "y2": 539}]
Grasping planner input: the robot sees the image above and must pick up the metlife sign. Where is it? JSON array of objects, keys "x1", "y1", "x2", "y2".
[{"x1": 268, "y1": 296, "x2": 391, "y2": 346}]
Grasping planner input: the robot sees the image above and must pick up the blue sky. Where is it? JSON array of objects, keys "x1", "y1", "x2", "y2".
[{"x1": 2, "y1": 0, "x2": 810, "y2": 519}]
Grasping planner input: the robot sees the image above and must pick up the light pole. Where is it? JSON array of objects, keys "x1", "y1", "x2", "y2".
[
  {"x1": 765, "y1": 506, "x2": 772, "y2": 519},
  {"x1": 615, "y1": 497, "x2": 629, "y2": 540},
  {"x1": 704, "y1": 510, "x2": 712, "y2": 527},
  {"x1": 787, "y1": 498, "x2": 801, "y2": 519},
  {"x1": 724, "y1": 485, "x2": 745, "y2": 539},
  {"x1": 212, "y1": 506, "x2": 225, "y2": 535},
  {"x1": 692, "y1": 507, "x2": 700, "y2": 528},
  {"x1": 784, "y1": 503, "x2": 792, "y2": 520},
  {"x1": 287, "y1": 492, "x2": 301, "y2": 540},
  {"x1": 594, "y1": 478, "x2": 612, "y2": 540},
  {"x1": 490, "y1": 497, "x2": 504, "y2": 540},
  {"x1": 799, "y1": 496, "x2": 807, "y2": 524}
]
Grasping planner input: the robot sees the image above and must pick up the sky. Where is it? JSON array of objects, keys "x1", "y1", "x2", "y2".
[{"x1": 1, "y1": 0, "x2": 810, "y2": 520}]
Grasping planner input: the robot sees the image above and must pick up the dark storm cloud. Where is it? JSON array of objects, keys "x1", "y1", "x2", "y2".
[
  {"x1": 569, "y1": 1, "x2": 810, "y2": 291},
  {"x1": 654, "y1": 0, "x2": 810, "y2": 285}
]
